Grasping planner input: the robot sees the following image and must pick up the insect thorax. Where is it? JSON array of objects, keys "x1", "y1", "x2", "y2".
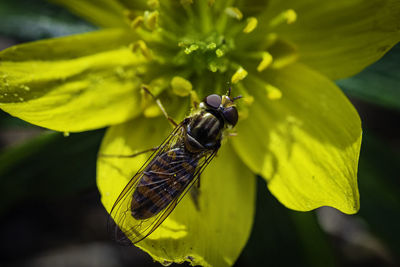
[{"x1": 185, "y1": 111, "x2": 224, "y2": 151}]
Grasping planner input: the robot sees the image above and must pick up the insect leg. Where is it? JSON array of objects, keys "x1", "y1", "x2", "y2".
[
  {"x1": 142, "y1": 86, "x2": 178, "y2": 127},
  {"x1": 99, "y1": 147, "x2": 159, "y2": 158}
]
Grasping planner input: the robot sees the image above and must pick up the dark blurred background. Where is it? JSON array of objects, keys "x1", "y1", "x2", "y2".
[{"x1": 0, "y1": 1, "x2": 399, "y2": 266}]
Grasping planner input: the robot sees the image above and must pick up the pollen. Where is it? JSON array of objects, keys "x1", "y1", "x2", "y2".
[
  {"x1": 184, "y1": 44, "x2": 199, "y2": 54},
  {"x1": 215, "y1": 49, "x2": 224, "y2": 57},
  {"x1": 243, "y1": 17, "x2": 258, "y2": 33},
  {"x1": 257, "y1": 52, "x2": 273, "y2": 72},
  {"x1": 231, "y1": 67, "x2": 248, "y2": 84},
  {"x1": 171, "y1": 76, "x2": 193, "y2": 97},
  {"x1": 207, "y1": 42, "x2": 217, "y2": 49},
  {"x1": 225, "y1": 7, "x2": 243, "y2": 20}
]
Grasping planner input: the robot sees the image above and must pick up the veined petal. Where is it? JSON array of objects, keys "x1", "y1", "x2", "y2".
[
  {"x1": 232, "y1": 63, "x2": 361, "y2": 214},
  {"x1": 0, "y1": 29, "x2": 144, "y2": 132},
  {"x1": 98, "y1": 116, "x2": 256, "y2": 267},
  {"x1": 268, "y1": 0, "x2": 400, "y2": 79},
  {"x1": 50, "y1": 0, "x2": 128, "y2": 28}
]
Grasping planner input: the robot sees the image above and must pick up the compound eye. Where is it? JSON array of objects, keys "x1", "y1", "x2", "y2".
[
  {"x1": 204, "y1": 94, "x2": 222, "y2": 109},
  {"x1": 223, "y1": 106, "x2": 238, "y2": 126}
]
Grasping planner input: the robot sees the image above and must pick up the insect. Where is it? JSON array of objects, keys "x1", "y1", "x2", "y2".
[{"x1": 108, "y1": 89, "x2": 241, "y2": 245}]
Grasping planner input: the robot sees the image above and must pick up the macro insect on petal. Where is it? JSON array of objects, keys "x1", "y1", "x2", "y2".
[{"x1": 108, "y1": 89, "x2": 241, "y2": 244}]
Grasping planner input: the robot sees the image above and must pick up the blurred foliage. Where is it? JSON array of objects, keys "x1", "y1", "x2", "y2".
[
  {"x1": 337, "y1": 44, "x2": 400, "y2": 111},
  {"x1": 0, "y1": 0, "x2": 95, "y2": 41},
  {"x1": 357, "y1": 133, "x2": 400, "y2": 257},
  {"x1": 0, "y1": 112, "x2": 104, "y2": 214},
  {"x1": 236, "y1": 178, "x2": 336, "y2": 267}
]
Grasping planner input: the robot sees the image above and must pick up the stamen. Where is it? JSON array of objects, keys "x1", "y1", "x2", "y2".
[
  {"x1": 131, "y1": 40, "x2": 152, "y2": 60},
  {"x1": 264, "y1": 83, "x2": 282, "y2": 100},
  {"x1": 243, "y1": 17, "x2": 258, "y2": 33},
  {"x1": 269, "y1": 9, "x2": 297, "y2": 28},
  {"x1": 257, "y1": 52, "x2": 273, "y2": 72},
  {"x1": 225, "y1": 7, "x2": 243, "y2": 20},
  {"x1": 131, "y1": 16, "x2": 143, "y2": 29},
  {"x1": 171, "y1": 76, "x2": 193, "y2": 96},
  {"x1": 231, "y1": 67, "x2": 248, "y2": 84},
  {"x1": 143, "y1": 10, "x2": 159, "y2": 31},
  {"x1": 184, "y1": 44, "x2": 199, "y2": 54}
]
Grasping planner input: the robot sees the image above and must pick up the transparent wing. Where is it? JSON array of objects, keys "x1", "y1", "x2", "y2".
[{"x1": 108, "y1": 122, "x2": 218, "y2": 245}]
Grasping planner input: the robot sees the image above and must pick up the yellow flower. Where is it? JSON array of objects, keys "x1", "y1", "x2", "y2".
[{"x1": 0, "y1": 0, "x2": 399, "y2": 266}]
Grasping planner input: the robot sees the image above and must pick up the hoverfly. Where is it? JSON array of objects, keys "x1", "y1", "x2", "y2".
[{"x1": 108, "y1": 89, "x2": 241, "y2": 245}]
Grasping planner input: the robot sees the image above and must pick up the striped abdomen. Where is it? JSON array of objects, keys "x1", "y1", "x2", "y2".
[{"x1": 131, "y1": 147, "x2": 198, "y2": 220}]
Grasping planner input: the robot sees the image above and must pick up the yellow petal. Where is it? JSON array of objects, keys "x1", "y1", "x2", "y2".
[
  {"x1": 50, "y1": 0, "x2": 128, "y2": 28},
  {"x1": 267, "y1": 0, "x2": 400, "y2": 79},
  {"x1": 233, "y1": 63, "x2": 361, "y2": 214},
  {"x1": 98, "y1": 116, "x2": 256, "y2": 266},
  {"x1": 0, "y1": 29, "x2": 144, "y2": 132}
]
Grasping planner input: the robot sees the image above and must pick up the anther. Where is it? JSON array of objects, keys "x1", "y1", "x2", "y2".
[
  {"x1": 225, "y1": 7, "x2": 243, "y2": 20},
  {"x1": 231, "y1": 67, "x2": 248, "y2": 84},
  {"x1": 269, "y1": 9, "x2": 297, "y2": 28},
  {"x1": 131, "y1": 40, "x2": 152, "y2": 60},
  {"x1": 243, "y1": 17, "x2": 258, "y2": 33},
  {"x1": 265, "y1": 83, "x2": 282, "y2": 100},
  {"x1": 257, "y1": 52, "x2": 273, "y2": 72},
  {"x1": 143, "y1": 10, "x2": 159, "y2": 31}
]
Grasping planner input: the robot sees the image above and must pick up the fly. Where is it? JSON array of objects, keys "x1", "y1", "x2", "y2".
[{"x1": 108, "y1": 88, "x2": 241, "y2": 245}]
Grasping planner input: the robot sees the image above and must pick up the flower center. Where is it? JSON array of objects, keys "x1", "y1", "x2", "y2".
[
  {"x1": 126, "y1": 1, "x2": 298, "y2": 105},
  {"x1": 176, "y1": 32, "x2": 234, "y2": 74}
]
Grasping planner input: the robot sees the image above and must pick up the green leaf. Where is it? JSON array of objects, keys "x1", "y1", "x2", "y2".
[
  {"x1": 337, "y1": 44, "x2": 400, "y2": 110},
  {"x1": 0, "y1": 130, "x2": 103, "y2": 214},
  {"x1": 268, "y1": 0, "x2": 400, "y2": 79},
  {"x1": 0, "y1": 0, "x2": 95, "y2": 41},
  {"x1": 0, "y1": 29, "x2": 145, "y2": 132},
  {"x1": 233, "y1": 63, "x2": 361, "y2": 214},
  {"x1": 238, "y1": 178, "x2": 336, "y2": 267},
  {"x1": 50, "y1": 0, "x2": 129, "y2": 28},
  {"x1": 97, "y1": 116, "x2": 256, "y2": 267}
]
